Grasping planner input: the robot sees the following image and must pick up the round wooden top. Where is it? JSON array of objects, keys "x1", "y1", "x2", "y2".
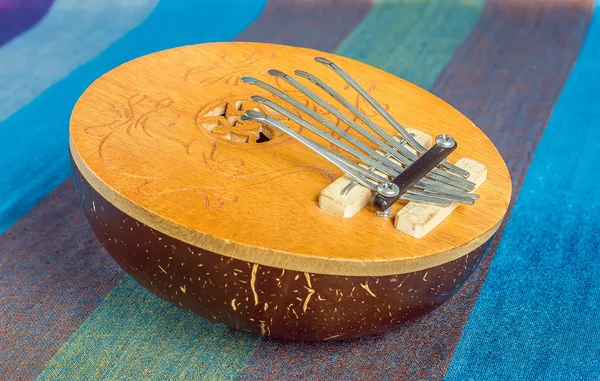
[{"x1": 70, "y1": 42, "x2": 511, "y2": 276}]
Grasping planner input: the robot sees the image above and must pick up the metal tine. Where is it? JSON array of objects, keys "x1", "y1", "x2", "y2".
[
  {"x1": 243, "y1": 110, "x2": 451, "y2": 207},
  {"x1": 403, "y1": 193, "x2": 451, "y2": 207},
  {"x1": 244, "y1": 77, "x2": 462, "y2": 197},
  {"x1": 241, "y1": 110, "x2": 388, "y2": 184},
  {"x1": 271, "y1": 71, "x2": 415, "y2": 166},
  {"x1": 241, "y1": 110, "x2": 456, "y2": 207},
  {"x1": 250, "y1": 95, "x2": 469, "y2": 199},
  {"x1": 241, "y1": 77, "x2": 393, "y2": 171},
  {"x1": 251, "y1": 94, "x2": 478, "y2": 206},
  {"x1": 251, "y1": 96, "x2": 398, "y2": 179},
  {"x1": 329, "y1": 158, "x2": 454, "y2": 208},
  {"x1": 337, "y1": 143, "x2": 476, "y2": 199},
  {"x1": 338, "y1": 150, "x2": 477, "y2": 200},
  {"x1": 336, "y1": 169, "x2": 452, "y2": 207},
  {"x1": 294, "y1": 69, "x2": 476, "y2": 191},
  {"x1": 270, "y1": 69, "x2": 475, "y2": 192},
  {"x1": 242, "y1": 76, "x2": 470, "y2": 195},
  {"x1": 328, "y1": 158, "x2": 454, "y2": 208},
  {"x1": 313, "y1": 56, "x2": 472, "y2": 180},
  {"x1": 416, "y1": 179, "x2": 478, "y2": 200},
  {"x1": 413, "y1": 188, "x2": 475, "y2": 205},
  {"x1": 340, "y1": 153, "x2": 391, "y2": 197},
  {"x1": 251, "y1": 95, "x2": 477, "y2": 201}
]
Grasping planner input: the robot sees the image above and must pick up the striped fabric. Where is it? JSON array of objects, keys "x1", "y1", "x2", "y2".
[{"x1": 1, "y1": 0, "x2": 598, "y2": 379}]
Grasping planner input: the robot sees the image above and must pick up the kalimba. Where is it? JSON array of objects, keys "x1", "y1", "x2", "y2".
[{"x1": 69, "y1": 42, "x2": 511, "y2": 341}]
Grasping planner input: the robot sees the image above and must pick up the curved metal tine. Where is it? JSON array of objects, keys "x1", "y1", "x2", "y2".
[
  {"x1": 275, "y1": 69, "x2": 472, "y2": 192},
  {"x1": 340, "y1": 151, "x2": 392, "y2": 196},
  {"x1": 250, "y1": 96, "x2": 398, "y2": 178},
  {"x1": 251, "y1": 95, "x2": 469, "y2": 200},
  {"x1": 242, "y1": 76, "x2": 371, "y2": 158},
  {"x1": 294, "y1": 69, "x2": 475, "y2": 191},
  {"x1": 313, "y1": 56, "x2": 472, "y2": 179},
  {"x1": 242, "y1": 77, "x2": 474, "y2": 200},
  {"x1": 241, "y1": 77, "x2": 403, "y2": 174},
  {"x1": 242, "y1": 111, "x2": 469, "y2": 207},
  {"x1": 244, "y1": 76, "x2": 466, "y2": 195},
  {"x1": 330, "y1": 160, "x2": 380, "y2": 193},
  {"x1": 269, "y1": 70, "x2": 414, "y2": 167},
  {"x1": 338, "y1": 156, "x2": 479, "y2": 200},
  {"x1": 257, "y1": 70, "x2": 475, "y2": 191},
  {"x1": 292, "y1": 70, "x2": 417, "y2": 162},
  {"x1": 240, "y1": 110, "x2": 387, "y2": 185}
]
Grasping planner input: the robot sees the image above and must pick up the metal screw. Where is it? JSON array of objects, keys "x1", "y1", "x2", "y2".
[
  {"x1": 376, "y1": 182, "x2": 400, "y2": 197},
  {"x1": 435, "y1": 134, "x2": 456, "y2": 149},
  {"x1": 376, "y1": 208, "x2": 392, "y2": 218}
]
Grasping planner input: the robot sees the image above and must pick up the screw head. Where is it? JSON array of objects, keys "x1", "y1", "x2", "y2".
[
  {"x1": 376, "y1": 182, "x2": 400, "y2": 197},
  {"x1": 435, "y1": 134, "x2": 456, "y2": 149}
]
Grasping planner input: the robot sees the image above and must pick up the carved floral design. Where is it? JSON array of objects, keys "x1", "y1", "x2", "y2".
[
  {"x1": 86, "y1": 93, "x2": 331, "y2": 210},
  {"x1": 85, "y1": 50, "x2": 392, "y2": 210},
  {"x1": 185, "y1": 50, "x2": 276, "y2": 87}
]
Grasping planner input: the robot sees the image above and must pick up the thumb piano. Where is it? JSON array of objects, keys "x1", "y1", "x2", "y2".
[{"x1": 69, "y1": 42, "x2": 511, "y2": 341}]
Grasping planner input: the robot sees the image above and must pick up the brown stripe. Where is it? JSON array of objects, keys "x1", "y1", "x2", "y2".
[
  {"x1": 235, "y1": 0, "x2": 373, "y2": 51},
  {"x1": 237, "y1": 0, "x2": 594, "y2": 380}
]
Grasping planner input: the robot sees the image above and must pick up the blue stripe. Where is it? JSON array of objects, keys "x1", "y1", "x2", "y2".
[
  {"x1": 445, "y1": 3, "x2": 600, "y2": 380},
  {"x1": 0, "y1": 0, "x2": 159, "y2": 122},
  {"x1": 0, "y1": 0, "x2": 267, "y2": 233}
]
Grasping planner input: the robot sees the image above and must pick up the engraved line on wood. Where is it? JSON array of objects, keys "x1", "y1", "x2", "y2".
[
  {"x1": 90, "y1": 94, "x2": 337, "y2": 209},
  {"x1": 185, "y1": 49, "x2": 277, "y2": 87}
]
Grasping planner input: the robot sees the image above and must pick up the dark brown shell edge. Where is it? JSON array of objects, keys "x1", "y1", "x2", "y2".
[{"x1": 71, "y1": 158, "x2": 493, "y2": 342}]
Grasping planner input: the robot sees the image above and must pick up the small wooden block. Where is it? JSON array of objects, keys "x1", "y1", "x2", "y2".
[
  {"x1": 318, "y1": 128, "x2": 432, "y2": 218},
  {"x1": 317, "y1": 174, "x2": 373, "y2": 218},
  {"x1": 401, "y1": 128, "x2": 434, "y2": 154},
  {"x1": 394, "y1": 158, "x2": 488, "y2": 238}
]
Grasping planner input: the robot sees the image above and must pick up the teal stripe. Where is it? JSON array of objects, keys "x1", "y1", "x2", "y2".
[
  {"x1": 0, "y1": 0, "x2": 266, "y2": 234},
  {"x1": 335, "y1": 0, "x2": 484, "y2": 89},
  {"x1": 0, "y1": 0, "x2": 159, "y2": 122},
  {"x1": 36, "y1": 277, "x2": 261, "y2": 380},
  {"x1": 445, "y1": 2, "x2": 600, "y2": 380}
]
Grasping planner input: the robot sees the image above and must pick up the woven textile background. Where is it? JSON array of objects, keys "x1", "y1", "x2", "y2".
[{"x1": 1, "y1": 0, "x2": 599, "y2": 380}]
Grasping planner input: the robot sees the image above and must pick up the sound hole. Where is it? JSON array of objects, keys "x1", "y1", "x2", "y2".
[
  {"x1": 256, "y1": 131, "x2": 272, "y2": 143},
  {"x1": 199, "y1": 100, "x2": 279, "y2": 144}
]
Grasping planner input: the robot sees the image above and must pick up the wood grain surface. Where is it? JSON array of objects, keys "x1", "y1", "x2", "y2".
[{"x1": 69, "y1": 42, "x2": 512, "y2": 276}]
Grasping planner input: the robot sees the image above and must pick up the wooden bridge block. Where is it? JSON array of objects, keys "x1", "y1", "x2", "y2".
[
  {"x1": 318, "y1": 128, "x2": 432, "y2": 218},
  {"x1": 394, "y1": 158, "x2": 488, "y2": 238}
]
